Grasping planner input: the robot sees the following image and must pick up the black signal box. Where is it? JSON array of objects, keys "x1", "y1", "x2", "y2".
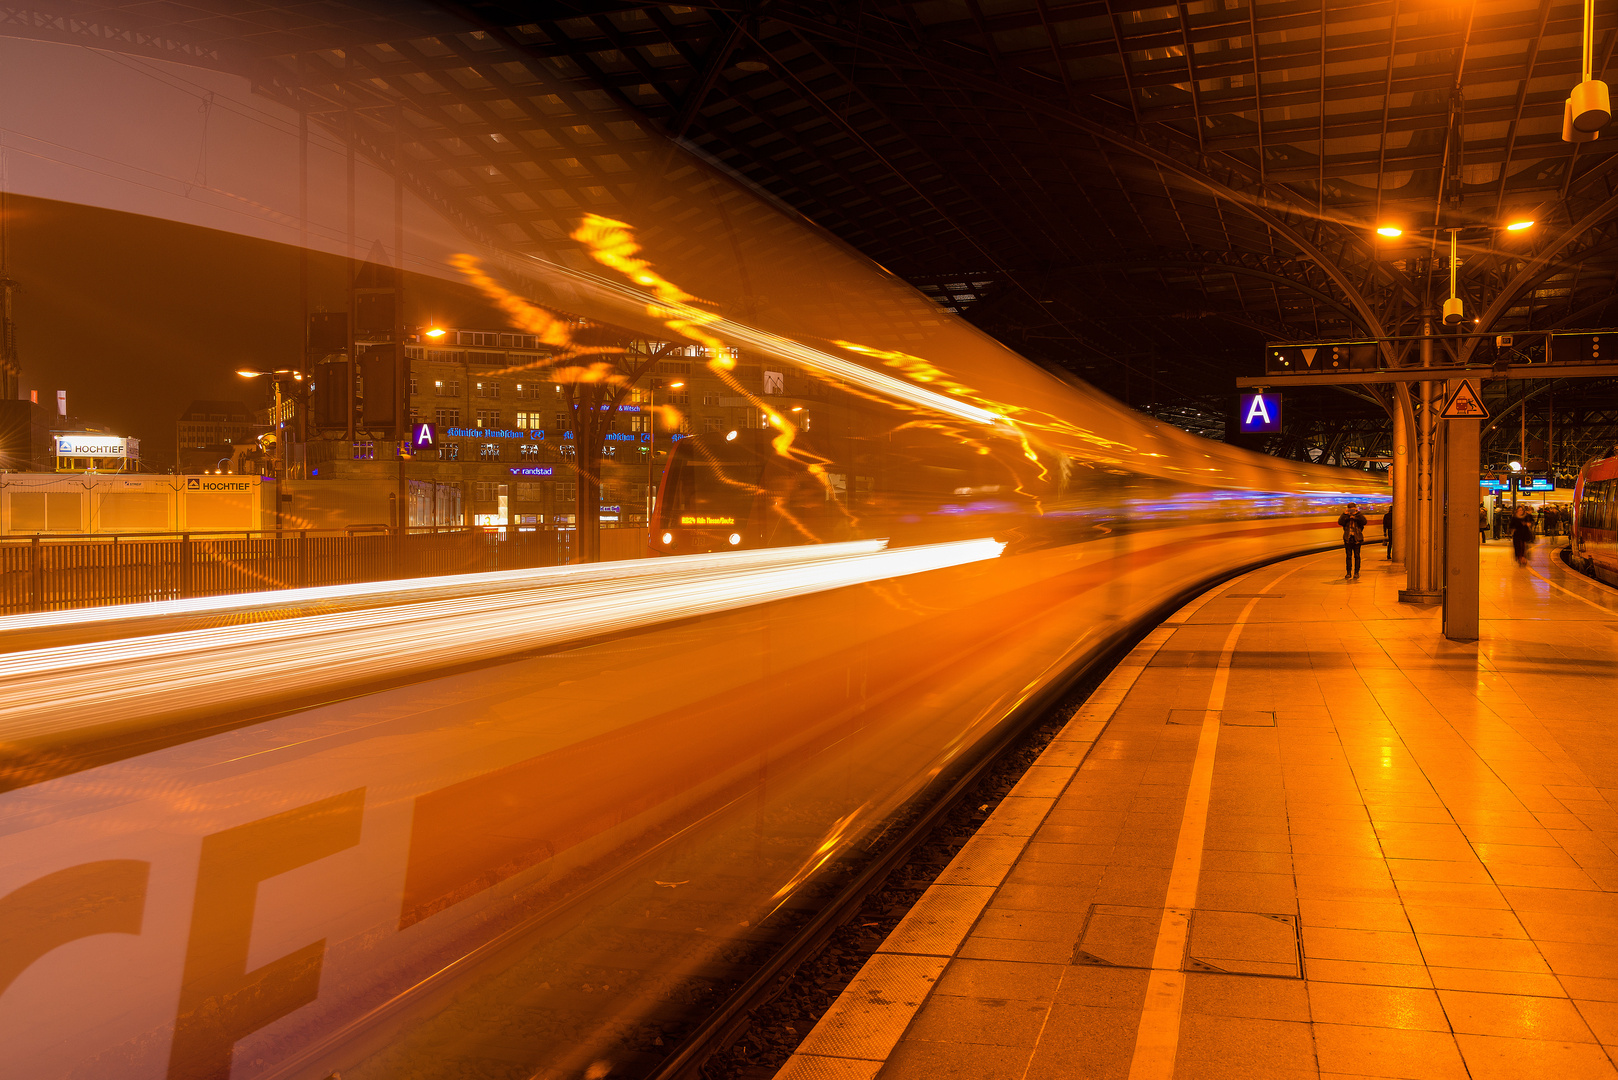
[
  {"x1": 1266, "y1": 342, "x2": 1378, "y2": 375},
  {"x1": 1550, "y1": 332, "x2": 1610, "y2": 364}
]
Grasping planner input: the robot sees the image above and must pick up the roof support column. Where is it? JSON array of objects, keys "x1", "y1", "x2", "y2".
[
  {"x1": 1400, "y1": 310, "x2": 1444, "y2": 605},
  {"x1": 1390, "y1": 384, "x2": 1412, "y2": 565},
  {"x1": 1442, "y1": 377, "x2": 1481, "y2": 641}
]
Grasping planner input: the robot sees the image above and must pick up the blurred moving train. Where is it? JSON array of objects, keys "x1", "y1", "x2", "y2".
[
  {"x1": 1572, "y1": 453, "x2": 1618, "y2": 585},
  {"x1": 0, "y1": 26, "x2": 1395, "y2": 1080},
  {"x1": 653, "y1": 404, "x2": 1387, "y2": 558}
]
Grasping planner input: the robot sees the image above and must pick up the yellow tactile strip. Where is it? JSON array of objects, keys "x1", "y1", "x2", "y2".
[{"x1": 773, "y1": 593, "x2": 1230, "y2": 1080}]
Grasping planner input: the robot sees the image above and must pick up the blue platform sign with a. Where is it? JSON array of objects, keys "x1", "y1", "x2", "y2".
[
  {"x1": 411, "y1": 423, "x2": 437, "y2": 449},
  {"x1": 1238, "y1": 393, "x2": 1282, "y2": 433}
]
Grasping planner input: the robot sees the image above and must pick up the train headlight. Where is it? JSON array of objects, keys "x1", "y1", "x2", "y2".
[
  {"x1": 728, "y1": 533, "x2": 741, "y2": 545},
  {"x1": 661, "y1": 532, "x2": 673, "y2": 545}
]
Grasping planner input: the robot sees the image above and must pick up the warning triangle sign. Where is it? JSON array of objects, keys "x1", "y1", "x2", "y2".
[
  {"x1": 1301, "y1": 348, "x2": 1318, "y2": 367},
  {"x1": 1439, "y1": 379, "x2": 1490, "y2": 420}
]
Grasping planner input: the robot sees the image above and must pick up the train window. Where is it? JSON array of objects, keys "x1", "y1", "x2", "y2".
[{"x1": 659, "y1": 437, "x2": 766, "y2": 528}]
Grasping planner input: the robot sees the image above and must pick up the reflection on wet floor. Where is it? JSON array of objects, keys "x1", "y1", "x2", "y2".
[{"x1": 782, "y1": 542, "x2": 1618, "y2": 1080}]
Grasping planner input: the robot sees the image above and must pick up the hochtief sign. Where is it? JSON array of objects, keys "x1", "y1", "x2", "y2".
[{"x1": 54, "y1": 435, "x2": 139, "y2": 459}]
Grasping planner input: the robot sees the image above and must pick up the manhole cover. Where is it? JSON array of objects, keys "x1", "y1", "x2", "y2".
[{"x1": 1167, "y1": 710, "x2": 1276, "y2": 727}]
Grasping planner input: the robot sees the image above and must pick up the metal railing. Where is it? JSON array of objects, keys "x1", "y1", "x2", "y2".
[{"x1": 0, "y1": 527, "x2": 560, "y2": 614}]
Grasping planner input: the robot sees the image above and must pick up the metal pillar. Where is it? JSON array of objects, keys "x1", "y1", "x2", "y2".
[
  {"x1": 1400, "y1": 311, "x2": 1444, "y2": 604},
  {"x1": 1390, "y1": 385, "x2": 1413, "y2": 563},
  {"x1": 1442, "y1": 378, "x2": 1481, "y2": 641}
]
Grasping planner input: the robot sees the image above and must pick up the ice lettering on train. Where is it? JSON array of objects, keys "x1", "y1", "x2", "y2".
[
  {"x1": 0, "y1": 860, "x2": 150, "y2": 998},
  {"x1": 166, "y1": 790, "x2": 364, "y2": 1080}
]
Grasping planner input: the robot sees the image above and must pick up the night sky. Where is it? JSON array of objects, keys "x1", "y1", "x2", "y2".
[{"x1": 7, "y1": 194, "x2": 505, "y2": 470}]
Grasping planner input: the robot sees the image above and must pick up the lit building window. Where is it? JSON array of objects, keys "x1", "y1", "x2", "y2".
[
  {"x1": 480, "y1": 442, "x2": 501, "y2": 460},
  {"x1": 352, "y1": 441, "x2": 375, "y2": 460}
]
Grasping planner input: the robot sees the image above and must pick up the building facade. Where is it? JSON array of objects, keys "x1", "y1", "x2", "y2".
[
  {"x1": 296, "y1": 327, "x2": 788, "y2": 544},
  {"x1": 177, "y1": 400, "x2": 266, "y2": 473}
]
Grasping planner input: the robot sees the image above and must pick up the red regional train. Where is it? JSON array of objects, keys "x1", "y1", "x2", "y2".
[{"x1": 1571, "y1": 453, "x2": 1618, "y2": 587}]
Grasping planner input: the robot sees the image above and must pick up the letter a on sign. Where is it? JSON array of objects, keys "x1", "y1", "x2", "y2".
[
  {"x1": 411, "y1": 423, "x2": 437, "y2": 447},
  {"x1": 1238, "y1": 392, "x2": 1282, "y2": 433},
  {"x1": 1439, "y1": 380, "x2": 1490, "y2": 420}
]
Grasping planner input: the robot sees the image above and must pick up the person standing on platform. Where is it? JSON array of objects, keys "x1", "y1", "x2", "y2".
[
  {"x1": 1510, "y1": 506, "x2": 1536, "y2": 567},
  {"x1": 1384, "y1": 507, "x2": 1395, "y2": 559},
  {"x1": 1479, "y1": 504, "x2": 1489, "y2": 544},
  {"x1": 1338, "y1": 502, "x2": 1368, "y2": 579}
]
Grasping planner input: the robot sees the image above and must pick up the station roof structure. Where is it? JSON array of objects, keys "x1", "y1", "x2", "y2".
[{"x1": 6, "y1": 0, "x2": 1618, "y2": 459}]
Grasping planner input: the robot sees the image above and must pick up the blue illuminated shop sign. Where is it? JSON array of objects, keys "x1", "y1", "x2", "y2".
[
  {"x1": 446, "y1": 427, "x2": 547, "y2": 440},
  {"x1": 509, "y1": 466, "x2": 554, "y2": 476},
  {"x1": 1238, "y1": 393, "x2": 1282, "y2": 433}
]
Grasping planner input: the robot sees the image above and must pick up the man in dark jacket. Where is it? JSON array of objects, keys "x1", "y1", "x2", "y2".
[
  {"x1": 1384, "y1": 507, "x2": 1395, "y2": 559},
  {"x1": 1338, "y1": 503, "x2": 1368, "y2": 579}
]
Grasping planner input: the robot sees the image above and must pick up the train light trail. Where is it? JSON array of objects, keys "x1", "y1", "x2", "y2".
[{"x1": 0, "y1": 539, "x2": 1006, "y2": 746}]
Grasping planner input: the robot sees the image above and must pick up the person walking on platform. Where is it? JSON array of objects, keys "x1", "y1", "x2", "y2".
[
  {"x1": 1338, "y1": 502, "x2": 1368, "y2": 579},
  {"x1": 1384, "y1": 507, "x2": 1394, "y2": 559},
  {"x1": 1510, "y1": 506, "x2": 1536, "y2": 567},
  {"x1": 1479, "y1": 504, "x2": 1489, "y2": 544}
]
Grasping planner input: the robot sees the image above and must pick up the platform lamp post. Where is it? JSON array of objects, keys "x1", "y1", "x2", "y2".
[
  {"x1": 1371, "y1": 219, "x2": 1537, "y2": 638},
  {"x1": 1565, "y1": 0, "x2": 1612, "y2": 143}
]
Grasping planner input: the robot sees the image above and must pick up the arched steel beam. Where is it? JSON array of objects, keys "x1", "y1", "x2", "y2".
[
  {"x1": 752, "y1": 9, "x2": 1417, "y2": 345},
  {"x1": 1462, "y1": 190, "x2": 1618, "y2": 360},
  {"x1": 1481, "y1": 381, "x2": 1561, "y2": 440},
  {"x1": 1069, "y1": 260, "x2": 1363, "y2": 329}
]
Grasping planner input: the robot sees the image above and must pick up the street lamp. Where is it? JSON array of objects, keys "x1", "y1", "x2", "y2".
[{"x1": 237, "y1": 369, "x2": 305, "y2": 478}]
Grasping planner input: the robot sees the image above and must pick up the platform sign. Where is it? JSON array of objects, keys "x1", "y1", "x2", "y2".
[
  {"x1": 1439, "y1": 380, "x2": 1489, "y2": 420},
  {"x1": 410, "y1": 423, "x2": 437, "y2": 448},
  {"x1": 1238, "y1": 392, "x2": 1282, "y2": 433},
  {"x1": 1481, "y1": 478, "x2": 1511, "y2": 492},
  {"x1": 1522, "y1": 476, "x2": 1556, "y2": 492}
]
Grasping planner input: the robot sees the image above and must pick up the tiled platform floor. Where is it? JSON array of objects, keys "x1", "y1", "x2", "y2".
[{"x1": 779, "y1": 538, "x2": 1618, "y2": 1080}]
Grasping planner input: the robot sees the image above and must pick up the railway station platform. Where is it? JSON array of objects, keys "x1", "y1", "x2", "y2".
[{"x1": 778, "y1": 539, "x2": 1618, "y2": 1080}]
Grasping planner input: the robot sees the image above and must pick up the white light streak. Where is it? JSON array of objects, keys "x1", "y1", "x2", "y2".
[
  {"x1": 509, "y1": 252, "x2": 1005, "y2": 427},
  {"x1": 0, "y1": 540, "x2": 891, "y2": 635},
  {"x1": 0, "y1": 539, "x2": 1005, "y2": 744}
]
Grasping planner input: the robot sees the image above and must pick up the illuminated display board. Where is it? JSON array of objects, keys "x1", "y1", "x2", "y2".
[
  {"x1": 55, "y1": 435, "x2": 139, "y2": 458},
  {"x1": 680, "y1": 515, "x2": 735, "y2": 526},
  {"x1": 1522, "y1": 476, "x2": 1555, "y2": 492}
]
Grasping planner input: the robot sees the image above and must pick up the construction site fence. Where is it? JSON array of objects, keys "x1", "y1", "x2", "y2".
[{"x1": 0, "y1": 526, "x2": 566, "y2": 614}]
